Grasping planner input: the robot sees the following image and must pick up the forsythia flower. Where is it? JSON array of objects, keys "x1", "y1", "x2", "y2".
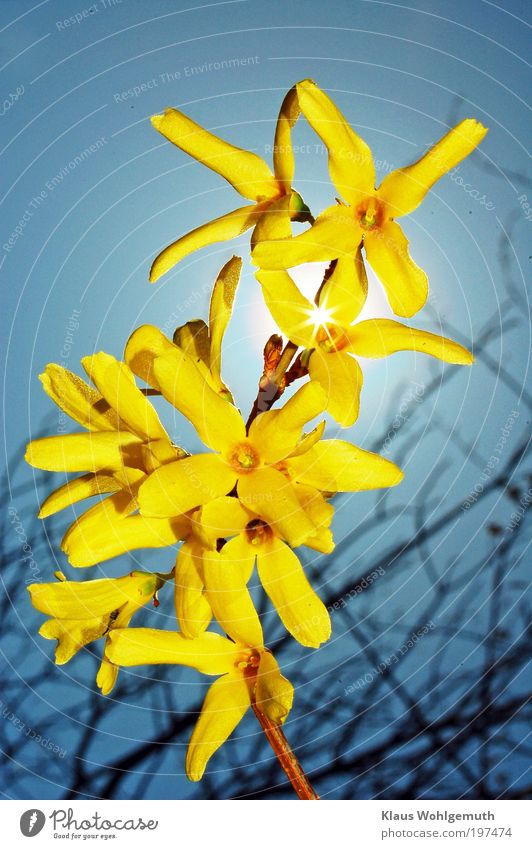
[
  {"x1": 149, "y1": 86, "x2": 311, "y2": 282},
  {"x1": 176, "y1": 495, "x2": 333, "y2": 648},
  {"x1": 253, "y1": 79, "x2": 488, "y2": 318},
  {"x1": 25, "y1": 353, "x2": 188, "y2": 568},
  {"x1": 29, "y1": 570, "x2": 163, "y2": 694},
  {"x1": 127, "y1": 328, "x2": 403, "y2": 548},
  {"x1": 106, "y1": 627, "x2": 294, "y2": 781},
  {"x1": 257, "y1": 260, "x2": 474, "y2": 426}
]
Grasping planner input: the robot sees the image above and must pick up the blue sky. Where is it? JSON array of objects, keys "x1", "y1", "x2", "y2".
[{"x1": 1, "y1": 0, "x2": 530, "y2": 799}]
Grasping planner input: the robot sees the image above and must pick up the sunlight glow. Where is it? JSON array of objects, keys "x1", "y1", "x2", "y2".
[{"x1": 309, "y1": 304, "x2": 333, "y2": 331}]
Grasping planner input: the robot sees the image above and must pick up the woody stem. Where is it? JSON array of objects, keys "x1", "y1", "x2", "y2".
[
  {"x1": 246, "y1": 341, "x2": 299, "y2": 431},
  {"x1": 252, "y1": 703, "x2": 320, "y2": 800}
]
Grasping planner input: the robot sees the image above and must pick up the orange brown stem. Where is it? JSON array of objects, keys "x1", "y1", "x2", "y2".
[{"x1": 252, "y1": 703, "x2": 320, "y2": 800}]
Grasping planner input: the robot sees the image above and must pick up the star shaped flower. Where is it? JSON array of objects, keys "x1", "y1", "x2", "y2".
[
  {"x1": 106, "y1": 627, "x2": 294, "y2": 781},
  {"x1": 175, "y1": 495, "x2": 333, "y2": 648},
  {"x1": 29, "y1": 570, "x2": 164, "y2": 694},
  {"x1": 149, "y1": 86, "x2": 311, "y2": 282},
  {"x1": 129, "y1": 330, "x2": 403, "y2": 549},
  {"x1": 257, "y1": 259, "x2": 474, "y2": 426},
  {"x1": 253, "y1": 79, "x2": 488, "y2": 317},
  {"x1": 25, "y1": 353, "x2": 188, "y2": 568}
]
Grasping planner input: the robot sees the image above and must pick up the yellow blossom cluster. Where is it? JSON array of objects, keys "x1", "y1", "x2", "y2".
[{"x1": 26, "y1": 80, "x2": 486, "y2": 784}]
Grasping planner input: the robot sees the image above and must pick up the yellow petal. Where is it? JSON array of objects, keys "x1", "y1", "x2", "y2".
[
  {"x1": 292, "y1": 477, "x2": 335, "y2": 553},
  {"x1": 287, "y1": 421, "x2": 326, "y2": 458},
  {"x1": 255, "y1": 268, "x2": 316, "y2": 348},
  {"x1": 82, "y1": 352, "x2": 168, "y2": 442},
  {"x1": 216, "y1": 533, "x2": 256, "y2": 584},
  {"x1": 96, "y1": 655, "x2": 119, "y2": 695},
  {"x1": 38, "y1": 472, "x2": 120, "y2": 518},
  {"x1": 308, "y1": 350, "x2": 363, "y2": 427},
  {"x1": 25, "y1": 431, "x2": 143, "y2": 473},
  {"x1": 175, "y1": 543, "x2": 212, "y2": 639},
  {"x1": 378, "y1": 118, "x2": 488, "y2": 217},
  {"x1": 257, "y1": 538, "x2": 331, "y2": 648},
  {"x1": 150, "y1": 203, "x2": 266, "y2": 283},
  {"x1": 292, "y1": 481, "x2": 334, "y2": 531},
  {"x1": 364, "y1": 221, "x2": 428, "y2": 318},
  {"x1": 348, "y1": 318, "x2": 474, "y2": 364},
  {"x1": 286, "y1": 440, "x2": 404, "y2": 492},
  {"x1": 124, "y1": 324, "x2": 176, "y2": 390},
  {"x1": 296, "y1": 79, "x2": 376, "y2": 205},
  {"x1": 39, "y1": 617, "x2": 105, "y2": 664},
  {"x1": 208, "y1": 256, "x2": 242, "y2": 390},
  {"x1": 174, "y1": 319, "x2": 211, "y2": 367},
  {"x1": 28, "y1": 571, "x2": 158, "y2": 620},
  {"x1": 254, "y1": 650, "x2": 294, "y2": 725},
  {"x1": 151, "y1": 108, "x2": 279, "y2": 202},
  {"x1": 273, "y1": 84, "x2": 300, "y2": 188},
  {"x1": 138, "y1": 454, "x2": 237, "y2": 518},
  {"x1": 106, "y1": 628, "x2": 236, "y2": 675},
  {"x1": 302, "y1": 526, "x2": 334, "y2": 555},
  {"x1": 248, "y1": 381, "x2": 326, "y2": 463},
  {"x1": 186, "y1": 672, "x2": 250, "y2": 781},
  {"x1": 192, "y1": 496, "x2": 250, "y2": 548},
  {"x1": 317, "y1": 250, "x2": 368, "y2": 325},
  {"x1": 153, "y1": 347, "x2": 246, "y2": 452},
  {"x1": 252, "y1": 203, "x2": 360, "y2": 269},
  {"x1": 202, "y1": 548, "x2": 263, "y2": 647},
  {"x1": 62, "y1": 492, "x2": 188, "y2": 567},
  {"x1": 251, "y1": 194, "x2": 293, "y2": 246},
  {"x1": 39, "y1": 364, "x2": 121, "y2": 432},
  {"x1": 237, "y1": 467, "x2": 316, "y2": 547}
]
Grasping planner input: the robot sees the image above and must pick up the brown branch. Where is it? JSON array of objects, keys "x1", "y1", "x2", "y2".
[{"x1": 252, "y1": 704, "x2": 319, "y2": 800}]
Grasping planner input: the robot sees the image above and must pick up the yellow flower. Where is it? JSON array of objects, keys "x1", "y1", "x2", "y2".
[
  {"x1": 253, "y1": 79, "x2": 488, "y2": 318},
  {"x1": 25, "y1": 353, "x2": 188, "y2": 568},
  {"x1": 129, "y1": 332, "x2": 403, "y2": 548},
  {"x1": 257, "y1": 261, "x2": 474, "y2": 426},
  {"x1": 106, "y1": 627, "x2": 294, "y2": 781},
  {"x1": 170, "y1": 255, "x2": 242, "y2": 402},
  {"x1": 149, "y1": 86, "x2": 311, "y2": 282},
  {"x1": 176, "y1": 495, "x2": 333, "y2": 648},
  {"x1": 29, "y1": 570, "x2": 163, "y2": 694}
]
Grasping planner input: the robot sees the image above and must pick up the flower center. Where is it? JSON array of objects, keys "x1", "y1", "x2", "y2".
[
  {"x1": 316, "y1": 325, "x2": 350, "y2": 353},
  {"x1": 235, "y1": 648, "x2": 261, "y2": 672},
  {"x1": 245, "y1": 519, "x2": 273, "y2": 546},
  {"x1": 229, "y1": 441, "x2": 260, "y2": 473},
  {"x1": 356, "y1": 196, "x2": 384, "y2": 231}
]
